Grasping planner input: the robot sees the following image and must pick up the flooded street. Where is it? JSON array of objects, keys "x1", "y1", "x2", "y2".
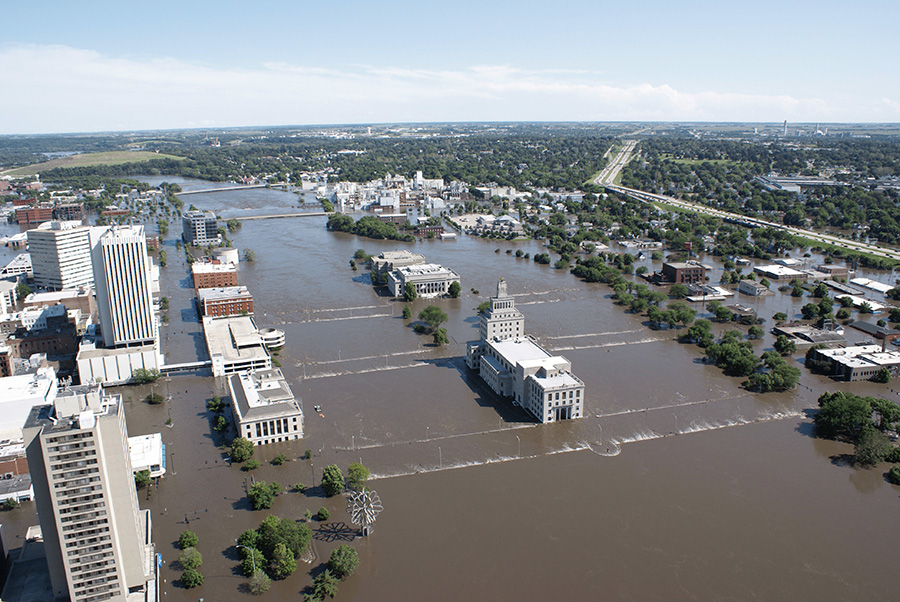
[{"x1": 4, "y1": 178, "x2": 900, "y2": 600}]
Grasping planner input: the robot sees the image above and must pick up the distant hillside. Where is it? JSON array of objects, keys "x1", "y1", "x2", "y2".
[{"x1": 1, "y1": 151, "x2": 184, "y2": 176}]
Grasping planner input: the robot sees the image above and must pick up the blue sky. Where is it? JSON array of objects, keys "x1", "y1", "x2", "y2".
[{"x1": 2, "y1": 0, "x2": 897, "y2": 134}]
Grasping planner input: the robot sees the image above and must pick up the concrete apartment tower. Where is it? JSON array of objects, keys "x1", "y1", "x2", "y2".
[
  {"x1": 479, "y1": 277, "x2": 525, "y2": 342},
  {"x1": 24, "y1": 385, "x2": 154, "y2": 602},
  {"x1": 91, "y1": 225, "x2": 157, "y2": 349},
  {"x1": 27, "y1": 222, "x2": 94, "y2": 291}
]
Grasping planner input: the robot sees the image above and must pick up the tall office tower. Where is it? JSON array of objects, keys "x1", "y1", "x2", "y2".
[
  {"x1": 27, "y1": 222, "x2": 94, "y2": 291},
  {"x1": 91, "y1": 225, "x2": 157, "y2": 348},
  {"x1": 181, "y1": 210, "x2": 220, "y2": 246},
  {"x1": 24, "y1": 384, "x2": 154, "y2": 602}
]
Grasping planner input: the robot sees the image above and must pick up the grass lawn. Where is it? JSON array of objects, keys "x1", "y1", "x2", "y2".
[{"x1": 2, "y1": 151, "x2": 184, "y2": 176}]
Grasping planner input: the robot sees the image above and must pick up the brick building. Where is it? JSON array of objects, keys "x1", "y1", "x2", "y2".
[
  {"x1": 16, "y1": 205, "x2": 53, "y2": 224},
  {"x1": 661, "y1": 261, "x2": 707, "y2": 284},
  {"x1": 192, "y1": 261, "x2": 238, "y2": 291},
  {"x1": 197, "y1": 286, "x2": 254, "y2": 317}
]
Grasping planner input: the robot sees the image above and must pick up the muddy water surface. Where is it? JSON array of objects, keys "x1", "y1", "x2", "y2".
[{"x1": 3, "y1": 181, "x2": 899, "y2": 600}]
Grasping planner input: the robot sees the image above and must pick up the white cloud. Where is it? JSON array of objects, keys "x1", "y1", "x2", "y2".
[{"x1": 0, "y1": 44, "x2": 892, "y2": 134}]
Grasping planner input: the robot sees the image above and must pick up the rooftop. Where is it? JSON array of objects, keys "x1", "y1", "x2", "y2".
[
  {"x1": 192, "y1": 261, "x2": 237, "y2": 275},
  {"x1": 203, "y1": 315, "x2": 269, "y2": 363},
  {"x1": 198, "y1": 286, "x2": 251, "y2": 301},
  {"x1": 229, "y1": 369, "x2": 302, "y2": 422},
  {"x1": 489, "y1": 336, "x2": 552, "y2": 365}
]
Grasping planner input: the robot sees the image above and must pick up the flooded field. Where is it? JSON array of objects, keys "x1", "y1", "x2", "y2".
[{"x1": 3, "y1": 178, "x2": 900, "y2": 600}]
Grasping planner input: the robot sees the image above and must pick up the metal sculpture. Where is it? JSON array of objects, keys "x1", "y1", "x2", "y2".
[{"x1": 347, "y1": 488, "x2": 383, "y2": 536}]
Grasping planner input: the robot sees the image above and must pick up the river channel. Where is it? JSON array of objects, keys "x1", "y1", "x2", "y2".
[{"x1": 2, "y1": 177, "x2": 899, "y2": 600}]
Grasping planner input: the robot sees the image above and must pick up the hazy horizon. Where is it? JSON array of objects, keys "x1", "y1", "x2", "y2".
[{"x1": 2, "y1": 1, "x2": 898, "y2": 135}]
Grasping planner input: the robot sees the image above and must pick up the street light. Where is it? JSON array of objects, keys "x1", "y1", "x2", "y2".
[
  {"x1": 236, "y1": 543, "x2": 255, "y2": 573},
  {"x1": 516, "y1": 435, "x2": 521, "y2": 457}
]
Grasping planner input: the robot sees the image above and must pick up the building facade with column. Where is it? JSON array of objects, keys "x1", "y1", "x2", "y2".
[
  {"x1": 387, "y1": 263, "x2": 460, "y2": 297},
  {"x1": 228, "y1": 368, "x2": 304, "y2": 446}
]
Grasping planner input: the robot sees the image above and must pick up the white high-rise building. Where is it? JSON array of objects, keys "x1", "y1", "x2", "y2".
[
  {"x1": 27, "y1": 222, "x2": 94, "y2": 291},
  {"x1": 91, "y1": 225, "x2": 157, "y2": 349},
  {"x1": 24, "y1": 384, "x2": 155, "y2": 602}
]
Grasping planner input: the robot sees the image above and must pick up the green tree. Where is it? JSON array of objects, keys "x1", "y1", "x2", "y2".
[
  {"x1": 317, "y1": 507, "x2": 330, "y2": 521},
  {"x1": 178, "y1": 530, "x2": 199, "y2": 550},
  {"x1": 347, "y1": 462, "x2": 370, "y2": 490},
  {"x1": 836, "y1": 308, "x2": 851, "y2": 320},
  {"x1": 231, "y1": 437, "x2": 254, "y2": 463},
  {"x1": 714, "y1": 305, "x2": 733, "y2": 322},
  {"x1": 328, "y1": 545, "x2": 360, "y2": 579},
  {"x1": 145, "y1": 392, "x2": 164, "y2": 405},
  {"x1": 313, "y1": 569, "x2": 340, "y2": 600},
  {"x1": 272, "y1": 453, "x2": 287, "y2": 466},
  {"x1": 418, "y1": 305, "x2": 448, "y2": 332},
  {"x1": 321, "y1": 464, "x2": 345, "y2": 496},
  {"x1": 874, "y1": 367, "x2": 891, "y2": 384},
  {"x1": 814, "y1": 392, "x2": 874, "y2": 440},
  {"x1": 773, "y1": 312, "x2": 787, "y2": 323},
  {"x1": 181, "y1": 568, "x2": 203, "y2": 589},
  {"x1": 269, "y1": 543, "x2": 297, "y2": 580},
  {"x1": 248, "y1": 481, "x2": 280, "y2": 510},
  {"x1": 238, "y1": 529, "x2": 260, "y2": 549},
  {"x1": 179, "y1": 547, "x2": 203, "y2": 570},
  {"x1": 243, "y1": 248, "x2": 255, "y2": 262},
  {"x1": 801, "y1": 303, "x2": 820, "y2": 320},
  {"x1": 132, "y1": 368, "x2": 161, "y2": 384},
  {"x1": 403, "y1": 282, "x2": 417, "y2": 302},
  {"x1": 669, "y1": 283, "x2": 689, "y2": 299},
  {"x1": 257, "y1": 515, "x2": 312, "y2": 560},
  {"x1": 748, "y1": 325, "x2": 764, "y2": 339},
  {"x1": 774, "y1": 335, "x2": 796, "y2": 356},
  {"x1": 448, "y1": 281, "x2": 461, "y2": 298},
  {"x1": 249, "y1": 568, "x2": 271, "y2": 595},
  {"x1": 433, "y1": 327, "x2": 449, "y2": 346},
  {"x1": 243, "y1": 459, "x2": 261, "y2": 471},
  {"x1": 854, "y1": 426, "x2": 892, "y2": 466},
  {"x1": 134, "y1": 470, "x2": 151, "y2": 488},
  {"x1": 241, "y1": 548, "x2": 265, "y2": 577},
  {"x1": 890, "y1": 465, "x2": 900, "y2": 485},
  {"x1": 402, "y1": 305, "x2": 411, "y2": 319},
  {"x1": 15, "y1": 282, "x2": 32, "y2": 300}
]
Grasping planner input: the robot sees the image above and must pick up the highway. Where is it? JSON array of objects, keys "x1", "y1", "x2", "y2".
[
  {"x1": 606, "y1": 184, "x2": 900, "y2": 262},
  {"x1": 594, "y1": 140, "x2": 637, "y2": 186}
]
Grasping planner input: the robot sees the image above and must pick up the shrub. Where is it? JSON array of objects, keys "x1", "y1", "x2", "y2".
[
  {"x1": 248, "y1": 481, "x2": 281, "y2": 510},
  {"x1": 293, "y1": 482, "x2": 307, "y2": 493},
  {"x1": 231, "y1": 437, "x2": 254, "y2": 463},
  {"x1": 249, "y1": 569, "x2": 271, "y2": 595},
  {"x1": 181, "y1": 568, "x2": 203, "y2": 589},
  {"x1": 347, "y1": 462, "x2": 369, "y2": 490},
  {"x1": 890, "y1": 465, "x2": 900, "y2": 486},
  {"x1": 179, "y1": 547, "x2": 203, "y2": 570},
  {"x1": 243, "y1": 459, "x2": 261, "y2": 471},
  {"x1": 178, "y1": 530, "x2": 198, "y2": 550},
  {"x1": 145, "y1": 392, "x2": 164, "y2": 405},
  {"x1": 328, "y1": 545, "x2": 360, "y2": 579},
  {"x1": 272, "y1": 453, "x2": 287, "y2": 466},
  {"x1": 321, "y1": 465, "x2": 345, "y2": 496},
  {"x1": 317, "y1": 507, "x2": 330, "y2": 521}
]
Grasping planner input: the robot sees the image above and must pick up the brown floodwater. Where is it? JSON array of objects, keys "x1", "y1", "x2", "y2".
[{"x1": 3, "y1": 178, "x2": 899, "y2": 601}]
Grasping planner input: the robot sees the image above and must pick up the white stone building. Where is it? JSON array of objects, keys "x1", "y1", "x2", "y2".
[
  {"x1": 228, "y1": 369, "x2": 304, "y2": 446},
  {"x1": 387, "y1": 263, "x2": 460, "y2": 297},
  {"x1": 466, "y1": 279, "x2": 585, "y2": 423}
]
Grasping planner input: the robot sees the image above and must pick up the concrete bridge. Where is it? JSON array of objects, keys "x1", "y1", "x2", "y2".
[
  {"x1": 160, "y1": 360, "x2": 212, "y2": 375},
  {"x1": 236, "y1": 212, "x2": 329, "y2": 221},
  {"x1": 176, "y1": 184, "x2": 269, "y2": 195}
]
